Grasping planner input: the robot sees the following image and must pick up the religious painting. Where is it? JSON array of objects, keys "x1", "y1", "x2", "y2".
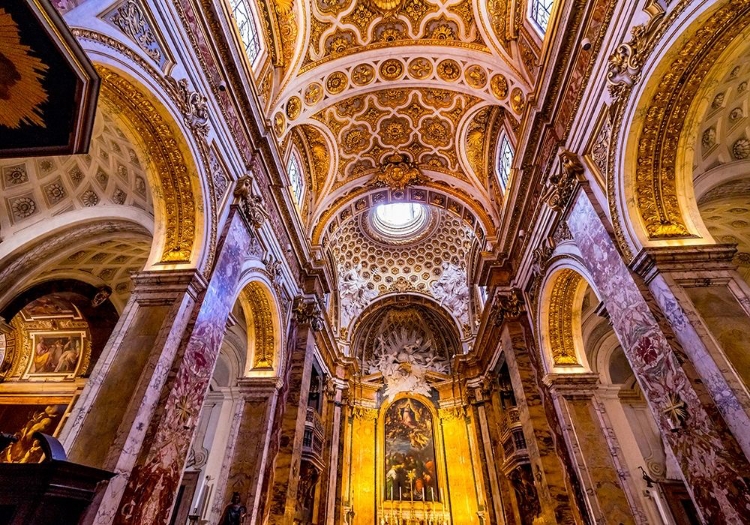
[
  {"x1": 384, "y1": 397, "x2": 439, "y2": 501},
  {"x1": 0, "y1": 0, "x2": 98, "y2": 158},
  {"x1": 0, "y1": 403, "x2": 67, "y2": 463},
  {"x1": 24, "y1": 331, "x2": 86, "y2": 378}
]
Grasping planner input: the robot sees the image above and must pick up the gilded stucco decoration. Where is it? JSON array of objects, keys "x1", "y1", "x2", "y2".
[
  {"x1": 97, "y1": 66, "x2": 198, "y2": 264},
  {"x1": 546, "y1": 269, "x2": 582, "y2": 366},
  {"x1": 371, "y1": 154, "x2": 423, "y2": 191},
  {"x1": 241, "y1": 282, "x2": 277, "y2": 370},
  {"x1": 308, "y1": 88, "x2": 481, "y2": 187},
  {"x1": 630, "y1": 3, "x2": 750, "y2": 238}
]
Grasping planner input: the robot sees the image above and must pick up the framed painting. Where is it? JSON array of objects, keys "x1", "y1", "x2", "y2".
[
  {"x1": 383, "y1": 397, "x2": 439, "y2": 502},
  {"x1": 0, "y1": 0, "x2": 99, "y2": 158},
  {"x1": 23, "y1": 331, "x2": 86, "y2": 379}
]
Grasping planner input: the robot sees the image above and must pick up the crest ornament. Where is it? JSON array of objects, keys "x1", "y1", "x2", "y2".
[
  {"x1": 371, "y1": 154, "x2": 423, "y2": 191},
  {"x1": 544, "y1": 150, "x2": 585, "y2": 213},
  {"x1": 233, "y1": 175, "x2": 269, "y2": 228},
  {"x1": 491, "y1": 289, "x2": 524, "y2": 327}
]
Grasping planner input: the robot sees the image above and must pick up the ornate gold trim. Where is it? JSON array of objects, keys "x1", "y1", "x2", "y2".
[
  {"x1": 97, "y1": 66, "x2": 197, "y2": 263},
  {"x1": 242, "y1": 282, "x2": 277, "y2": 370},
  {"x1": 631, "y1": 2, "x2": 750, "y2": 238},
  {"x1": 547, "y1": 269, "x2": 581, "y2": 366}
]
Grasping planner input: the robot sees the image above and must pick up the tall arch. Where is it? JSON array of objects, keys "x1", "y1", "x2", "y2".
[
  {"x1": 237, "y1": 279, "x2": 283, "y2": 375},
  {"x1": 615, "y1": 2, "x2": 750, "y2": 252}
]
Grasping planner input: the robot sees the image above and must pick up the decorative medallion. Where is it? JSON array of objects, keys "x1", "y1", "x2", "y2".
[
  {"x1": 366, "y1": 0, "x2": 405, "y2": 15},
  {"x1": 372, "y1": 153, "x2": 423, "y2": 190},
  {"x1": 510, "y1": 87, "x2": 525, "y2": 114},
  {"x1": 304, "y1": 82, "x2": 324, "y2": 105},
  {"x1": 465, "y1": 65, "x2": 487, "y2": 89},
  {"x1": 436, "y1": 59, "x2": 461, "y2": 81},
  {"x1": 326, "y1": 71, "x2": 348, "y2": 94},
  {"x1": 408, "y1": 57, "x2": 432, "y2": 80},
  {"x1": 379, "y1": 59, "x2": 405, "y2": 81},
  {"x1": 286, "y1": 96, "x2": 302, "y2": 120},
  {"x1": 490, "y1": 74, "x2": 508, "y2": 99},
  {"x1": 273, "y1": 111, "x2": 286, "y2": 135},
  {"x1": 733, "y1": 138, "x2": 750, "y2": 160},
  {"x1": 352, "y1": 63, "x2": 376, "y2": 86}
]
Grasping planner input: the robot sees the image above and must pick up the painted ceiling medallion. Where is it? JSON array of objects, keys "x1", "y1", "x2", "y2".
[
  {"x1": 304, "y1": 82, "x2": 323, "y2": 105},
  {"x1": 379, "y1": 59, "x2": 405, "y2": 81},
  {"x1": 326, "y1": 71, "x2": 348, "y2": 94},
  {"x1": 436, "y1": 59, "x2": 461, "y2": 81},
  {"x1": 286, "y1": 96, "x2": 302, "y2": 119},
  {"x1": 372, "y1": 153, "x2": 423, "y2": 191},
  {"x1": 273, "y1": 111, "x2": 286, "y2": 135},
  {"x1": 465, "y1": 65, "x2": 488, "y2": 89},
  {"x1": 490, "y1": 74, "x2": 509, "y2": 99},
  {"x1": 352, "y1": 63, "x2": 375, "y2": 86},
  {"x1": 510, "y1": 87, "x2": 525, "y2": 114}
]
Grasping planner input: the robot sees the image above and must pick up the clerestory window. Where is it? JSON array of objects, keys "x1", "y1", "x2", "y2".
[
  {"x1": 288, "y1": 151, "x2": 305, "y2": 206},
  {"x1": 496, "y1": 133, "x2": 514, "y2": 192},
  {"x1": 530, "y1": 0, "x2": 555, "y2": 33},
  {"x1": 228, "y1": 0, "x2": 263, "y2": 66}
]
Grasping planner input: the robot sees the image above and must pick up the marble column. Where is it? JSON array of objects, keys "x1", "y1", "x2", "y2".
[
  {"x1": 210, "y1": 377, "x2": 281, "y2": 523},
  {"x1": 631, "y1": 245, "x2": 750, "y2": 458},
  {"x1": 72, "y1": 206, "x2": 256, "y2": 525},
  {"x1": 323, "y1": 379, "x2": 347, "y2": 525},
  {"x1": 544, "y1": 373, "x2": 641, "y2": 524},
  {"x1": 567, "y1": 189, "x2": 750, "y2": 523},
  {"x1": 500, "y1": 320, "x2": 586, "y2": 524},
  {"x1": 467, "y1": 381, "x2": 506, "y2": 524},
  {"x1": 266, "y1": 314, "x2": 317, "y2": 524}
]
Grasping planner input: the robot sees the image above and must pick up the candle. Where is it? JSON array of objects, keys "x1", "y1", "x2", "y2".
[
  {"x1": 431, "y1": 487, "x2": 434, "y2": 501},
  {"x1": 391, "y1": 486, "x2": 393, "y2": 500},
  {"x1": 423, "y1": 487, "x2": 426, "y2": 500},
  {"x1": 399, "y1": 487, "x2": 402, "y2": 501}
]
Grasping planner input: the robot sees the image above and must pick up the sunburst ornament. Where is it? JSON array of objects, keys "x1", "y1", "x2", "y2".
[
  {"x1": 0, "y1": 7, "x2": 49, "y2": 129},
  {"x1": 366, "y1": 0, "x2": 405, "y2": 15}
]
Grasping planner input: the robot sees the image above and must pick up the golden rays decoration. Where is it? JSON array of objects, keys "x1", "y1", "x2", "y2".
[{"x1": 0, "y1": 7, "x2": 49, "y2": 129}]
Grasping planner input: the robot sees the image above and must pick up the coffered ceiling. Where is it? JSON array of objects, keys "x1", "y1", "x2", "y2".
[{"x1": 261, "y1": 0, "x2": 540, "y2": 235}]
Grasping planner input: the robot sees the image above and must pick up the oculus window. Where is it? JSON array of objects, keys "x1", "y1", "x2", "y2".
[{"x1": 372, "y1": 203, "x2": 428, "y2": 238}]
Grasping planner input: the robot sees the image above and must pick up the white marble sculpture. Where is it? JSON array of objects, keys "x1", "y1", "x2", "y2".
[
  {"x1": 367, "y1": 327, "x2": 447, "y2": 399},
  {"x1": 431, "y1": 263, "x2": 470, "y2": 326},
  {"x1": 338, "y1": 264, "x2": 377, "y2": 330}
]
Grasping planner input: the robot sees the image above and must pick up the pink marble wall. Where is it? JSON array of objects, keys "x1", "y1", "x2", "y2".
[
  {"x1": 567, "y1": 193, "x2": 750, "y2": 523},
  {"x1": 112, "y1": 210, "x2": 253, "y2": 525}
]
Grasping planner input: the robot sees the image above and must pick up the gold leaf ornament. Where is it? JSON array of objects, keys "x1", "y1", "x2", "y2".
[{"x1": 326, "y1": 71, "x2": 348, "y2": 94}]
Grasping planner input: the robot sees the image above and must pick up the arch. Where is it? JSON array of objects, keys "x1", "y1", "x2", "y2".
[
  {"x1": 376, "y1": 393, "x2": 445, "y2": 503},
  {"x1": 95, "y1": 65, "x2": 206, "y2": 267},
  {"x1": 616, "y1": 2, "x2": 750, "y2": 251},
  {"x1": 351, "y1": 293, "x2": 463, "y2": 363},
  {"x1": 236, "y1": 279, "x2": 283, "y2": 375},
  {"x1": 538, "y1": 261, "x2": 599, "y2": 373}
]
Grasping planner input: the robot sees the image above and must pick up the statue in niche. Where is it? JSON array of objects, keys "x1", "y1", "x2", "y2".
[
  {"x1": 219, "y1": 492, "x2": 247, "y2": 525},
  {"x1": 431, "y1": 263, "x2": 469, "y2": 326},
  {"x1": 338, "y1": 264, "x2": 376, "y2": 329},
  {"x1": 368, "y1": 327, "x2": 447, "y2": 399}
]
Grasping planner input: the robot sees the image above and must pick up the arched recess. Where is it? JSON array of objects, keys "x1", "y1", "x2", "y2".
[
  {"x1": 237, "y1": 279, "x2": 283, "y2": 376},
  {"x1": 95, "y1": 65, "x2": 206, "y2": 268},
  {"x1": 351, "y1": 294, "x2": 462, "y2": 365},
  {"x1": 538, "y1": 263, "x2": 597, "y2": 374},
  {"x1": 617, "y1": 1, "x2": 750, "y2": 251}
]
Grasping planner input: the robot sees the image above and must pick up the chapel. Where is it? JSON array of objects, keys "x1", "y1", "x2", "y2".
[{"x1": 0, "y1": 0, "x2": 749, "y2": 523}]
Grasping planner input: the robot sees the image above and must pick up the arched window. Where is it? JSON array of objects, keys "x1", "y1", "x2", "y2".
[
  {"x1": 228, "y1": 0, "x2": 263, "y2": 66},
  {"x1": 287, "y1": 150, "x2": 305, "y2": 206},
  {"x1": 496, "y1": 133, "x2": 514, "y2": 191},
  {"x1": 530, "y1": 0, "x2": 554, "y2": 33}
]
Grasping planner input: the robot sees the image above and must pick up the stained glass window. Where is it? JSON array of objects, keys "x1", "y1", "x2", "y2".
[
  {"x1": 228, "y1": 0, "x2": 262, "y2": 65},
  {"x1": 288, "y1": 151, "x2": 304, "y2": 206},
  {"x1": 530, "y1": 0, "x2": 554, "y2": 32},
  {"x1": 497, "y1": 134, "x2": 514, "y2": 191}
]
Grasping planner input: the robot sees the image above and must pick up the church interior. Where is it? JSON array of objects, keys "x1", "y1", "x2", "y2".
[{"x1": 2, "y1": 0, "x2": 750, "y2": 523}]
